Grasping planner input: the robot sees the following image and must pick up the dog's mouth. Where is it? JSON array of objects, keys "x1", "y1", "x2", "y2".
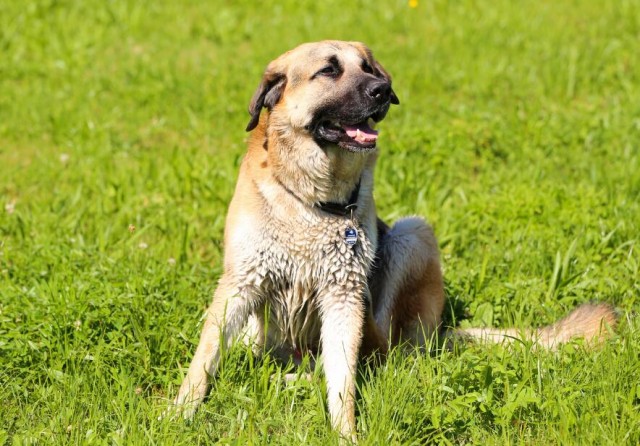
[{"x1": 315, "y1": 118, "x2": 380, "y2": 152}]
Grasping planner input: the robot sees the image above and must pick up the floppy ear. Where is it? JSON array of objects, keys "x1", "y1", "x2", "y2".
[
  {"x1": 373, "y1": 60, "x2": 400, "y2": 105},
  {"x1": 246, "y1": 67, "x2": 287, "y2": 132}
]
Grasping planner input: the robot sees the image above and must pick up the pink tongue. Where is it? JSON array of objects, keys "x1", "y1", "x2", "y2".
[{"x1": 343, "y1": 123, "x2": 379, "y2": 143}]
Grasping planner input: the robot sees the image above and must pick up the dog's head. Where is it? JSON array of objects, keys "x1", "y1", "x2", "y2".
[{"x1": 246, "y1": 41, "x2": 399, "y2": 153}]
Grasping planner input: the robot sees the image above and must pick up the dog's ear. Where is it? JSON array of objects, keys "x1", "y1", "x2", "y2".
[
  {"x1": 373, "y1": 60, "x2": 400, "y2": 105},
  {"x1": 246, "y1": 66, "x2": 287, "y2": 132}
]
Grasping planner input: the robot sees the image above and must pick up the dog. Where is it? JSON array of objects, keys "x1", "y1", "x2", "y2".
[{"x1": 171, "y1": 41, "x2": 617, "y2": 440}]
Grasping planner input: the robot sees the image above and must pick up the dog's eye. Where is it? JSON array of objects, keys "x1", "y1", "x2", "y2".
[
  {"x1": 361, "y1": 60, "x2": 374, "y2": 74},
  {"x1": 317, "y1": 65, "x2": 338, "y2": 77}
]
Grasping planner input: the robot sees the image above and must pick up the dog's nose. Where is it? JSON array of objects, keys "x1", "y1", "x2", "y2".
[{"x1": 366, "y1": 80, "x2": 392, "y2": 103}]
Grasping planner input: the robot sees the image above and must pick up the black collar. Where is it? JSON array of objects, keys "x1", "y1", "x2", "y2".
[{"x1": 316, "y1": 181, "x2": 361, "y2": 217}]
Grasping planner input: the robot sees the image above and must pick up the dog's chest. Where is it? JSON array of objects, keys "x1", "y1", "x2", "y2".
[{"x1": 239, "y1": 216, "x2": 375, "y2": 347}]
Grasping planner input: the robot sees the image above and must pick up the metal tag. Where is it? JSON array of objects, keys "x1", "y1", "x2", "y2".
[{"x1": 345, "y1": 227, "x2": 358, "y2": 246}]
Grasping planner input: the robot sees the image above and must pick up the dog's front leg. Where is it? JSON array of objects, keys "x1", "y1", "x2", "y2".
[
  {"x1": 319, "y1": 286, "x2": 365, "y2": 442},
  {"x1": 174, "y1": 276, "x2": 255, "y2": 419}
]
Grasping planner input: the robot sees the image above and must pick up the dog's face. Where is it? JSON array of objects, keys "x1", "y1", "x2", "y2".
[{"x1": 246, "y1": 41, "x2": 399, "y2": 153}]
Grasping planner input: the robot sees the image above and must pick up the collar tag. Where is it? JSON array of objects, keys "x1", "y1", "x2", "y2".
[{"x1": 344, "y1": 227, "x2": 358, "y2": 246}]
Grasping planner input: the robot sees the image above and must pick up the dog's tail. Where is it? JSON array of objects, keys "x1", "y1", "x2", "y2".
[{"x1": 451, "y1": 303, "x2": 617, "y2": 349}]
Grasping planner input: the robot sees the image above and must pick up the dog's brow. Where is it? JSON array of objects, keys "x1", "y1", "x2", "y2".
[{"x1": 327, "y1": 55, "x2": 341, "y2": 67}]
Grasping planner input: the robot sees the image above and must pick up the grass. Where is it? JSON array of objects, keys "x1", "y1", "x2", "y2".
[{"x1": 1, "y1": 0, "x2": 639, "y2": 444}]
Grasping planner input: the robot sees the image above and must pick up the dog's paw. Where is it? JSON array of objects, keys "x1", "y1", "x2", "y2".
[
  {"x1": 159, "y1": 403, "x2": 198, "y2": 422},
  {"x1": 162, "y1": 376, "x2": 209, "y2": 421},
  {"x1": 282, "y1": 372, "x2": 313, "y2": 383}
]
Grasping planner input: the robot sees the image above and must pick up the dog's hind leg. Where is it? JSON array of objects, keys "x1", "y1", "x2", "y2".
[{"x1": 370, "y1": 217, "x2": 445, "y2": 348}]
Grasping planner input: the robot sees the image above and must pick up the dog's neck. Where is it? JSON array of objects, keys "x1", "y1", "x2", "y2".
[
  {"x1": 316, "y1": 180, "x2": 361, "y2": 216},
  {"x1": 250, "y1": 113, "x2": 372, "y2": 206}
]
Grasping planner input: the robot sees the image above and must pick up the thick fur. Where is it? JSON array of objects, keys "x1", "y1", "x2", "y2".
[{"x1": 171, "y1": 41, "x2": 617, "y2": 440}]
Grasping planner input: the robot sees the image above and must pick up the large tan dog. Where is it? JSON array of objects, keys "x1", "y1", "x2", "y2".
[{"x1": 172, "y1": 41, "x2": 616, "y2": 440}]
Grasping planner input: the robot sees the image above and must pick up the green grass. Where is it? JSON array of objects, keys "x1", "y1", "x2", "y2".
[{"x1": 1, "y1": 0, "x2": 639, "y2": 444}]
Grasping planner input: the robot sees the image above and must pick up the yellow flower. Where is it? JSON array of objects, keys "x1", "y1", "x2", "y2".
[{"x1": 409, "y1": 0, "x2": 418, "y2": 8}]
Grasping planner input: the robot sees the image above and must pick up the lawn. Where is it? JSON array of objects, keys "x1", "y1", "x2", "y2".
[{"x1": 1, "y1": 0, "x2": 639, "y2": 444}]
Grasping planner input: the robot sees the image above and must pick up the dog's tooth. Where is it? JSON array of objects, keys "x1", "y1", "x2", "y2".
[{"x1": 356, "y1": 129, "x2": 361, "y2": 141}]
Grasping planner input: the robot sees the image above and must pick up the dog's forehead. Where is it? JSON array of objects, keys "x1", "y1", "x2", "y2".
[
  {"x1": 309, "y1": 42, "x2": 365, "y2": 63},
  {"x1": 285, "y1": 41, "x2": 370, "y2": 68}
]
